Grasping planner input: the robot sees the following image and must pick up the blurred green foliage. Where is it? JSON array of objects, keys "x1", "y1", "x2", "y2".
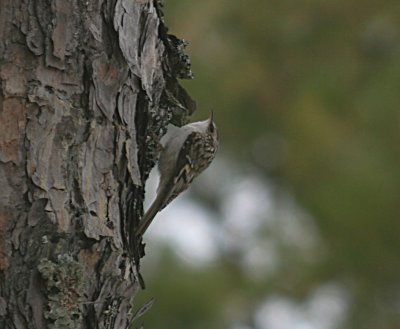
[{"x1": 137, "y1": 1, "x2": 400, "y2": 328}]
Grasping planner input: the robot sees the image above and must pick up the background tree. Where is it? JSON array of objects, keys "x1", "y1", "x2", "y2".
[{"x1": 0, "y1": 0, "x2": 194, "y2": 327}]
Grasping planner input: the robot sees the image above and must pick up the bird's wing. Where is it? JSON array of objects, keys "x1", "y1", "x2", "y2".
[{"x1": 163, "y1": 131, "x2": 208, "y2": 207}]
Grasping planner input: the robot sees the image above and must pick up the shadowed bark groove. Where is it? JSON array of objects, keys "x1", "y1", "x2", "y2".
[{"x1": 0, "y1": 0, "x2": 195, "y2": 327}]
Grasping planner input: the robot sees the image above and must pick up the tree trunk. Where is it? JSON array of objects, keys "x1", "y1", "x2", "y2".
[{"x1": 0, "y1": 0, "x2": 195, "y2": 327}]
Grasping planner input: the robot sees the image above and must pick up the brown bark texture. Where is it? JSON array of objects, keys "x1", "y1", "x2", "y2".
[{"x1": 0, "y1": 0, "x2": 195, "y2": 328}]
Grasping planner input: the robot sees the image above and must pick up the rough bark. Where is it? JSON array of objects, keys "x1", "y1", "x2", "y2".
[{"x1": 0, "y1": 0, "x2": 195, "y2": 328}]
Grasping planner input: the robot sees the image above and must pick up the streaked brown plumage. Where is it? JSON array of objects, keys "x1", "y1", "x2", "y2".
[{"x1": 136, "y1": 114, "x2": 218, "y2": 237}]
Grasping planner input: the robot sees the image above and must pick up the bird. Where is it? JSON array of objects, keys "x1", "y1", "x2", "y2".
[{"x1": 136, "y1": 113, "x2": 219, "y2": 237}]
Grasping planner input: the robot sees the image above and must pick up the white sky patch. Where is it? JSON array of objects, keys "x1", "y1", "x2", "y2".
[
  {"x1": 222, "y1": 176, "x2": 274, "y2": 233},
  {"x1": 144, "y1": 166, "x2": 219, "y2": 266},
  {"x1": 306, "y1": 283, "x2": 350, "y2": 329},
  {"x1": 241, "y1": 241, "x2": 279, "y2": 279},
  {"x1": 255, "y1": 283, "x2": 350, "y2": 329},
  {"x1": 256, "y1": 298, "x2": 312, "y2": 329},
  {"x1": 146, "y1": 195, "x2": 220, "y2": 266},
  {"x1": 218, "y1": 174, "x2": 276, "y2": 262}
]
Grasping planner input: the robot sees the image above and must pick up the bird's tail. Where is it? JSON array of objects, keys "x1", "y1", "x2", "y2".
[{"x1": 136, "y1": 179, "x2": 173, "y2": 237}]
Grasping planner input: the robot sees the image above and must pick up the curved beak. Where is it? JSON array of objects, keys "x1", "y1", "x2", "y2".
[{"x1": 207, "y1": 110, "x2": 216, "y2": 134}]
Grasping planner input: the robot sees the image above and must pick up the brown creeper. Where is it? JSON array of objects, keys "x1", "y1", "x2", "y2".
[{"x1": 136, "y1": 113, "x2": 219, "y2": 237}]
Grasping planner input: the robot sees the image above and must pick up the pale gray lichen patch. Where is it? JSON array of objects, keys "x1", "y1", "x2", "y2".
[{"x1": 38, "y1": 254, "x2": 87, "y2": 329}]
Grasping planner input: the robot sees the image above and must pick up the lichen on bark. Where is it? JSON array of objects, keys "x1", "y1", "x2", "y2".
[{"x1": 38, "y1": 255, "x2": 87, "y2": 329}]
